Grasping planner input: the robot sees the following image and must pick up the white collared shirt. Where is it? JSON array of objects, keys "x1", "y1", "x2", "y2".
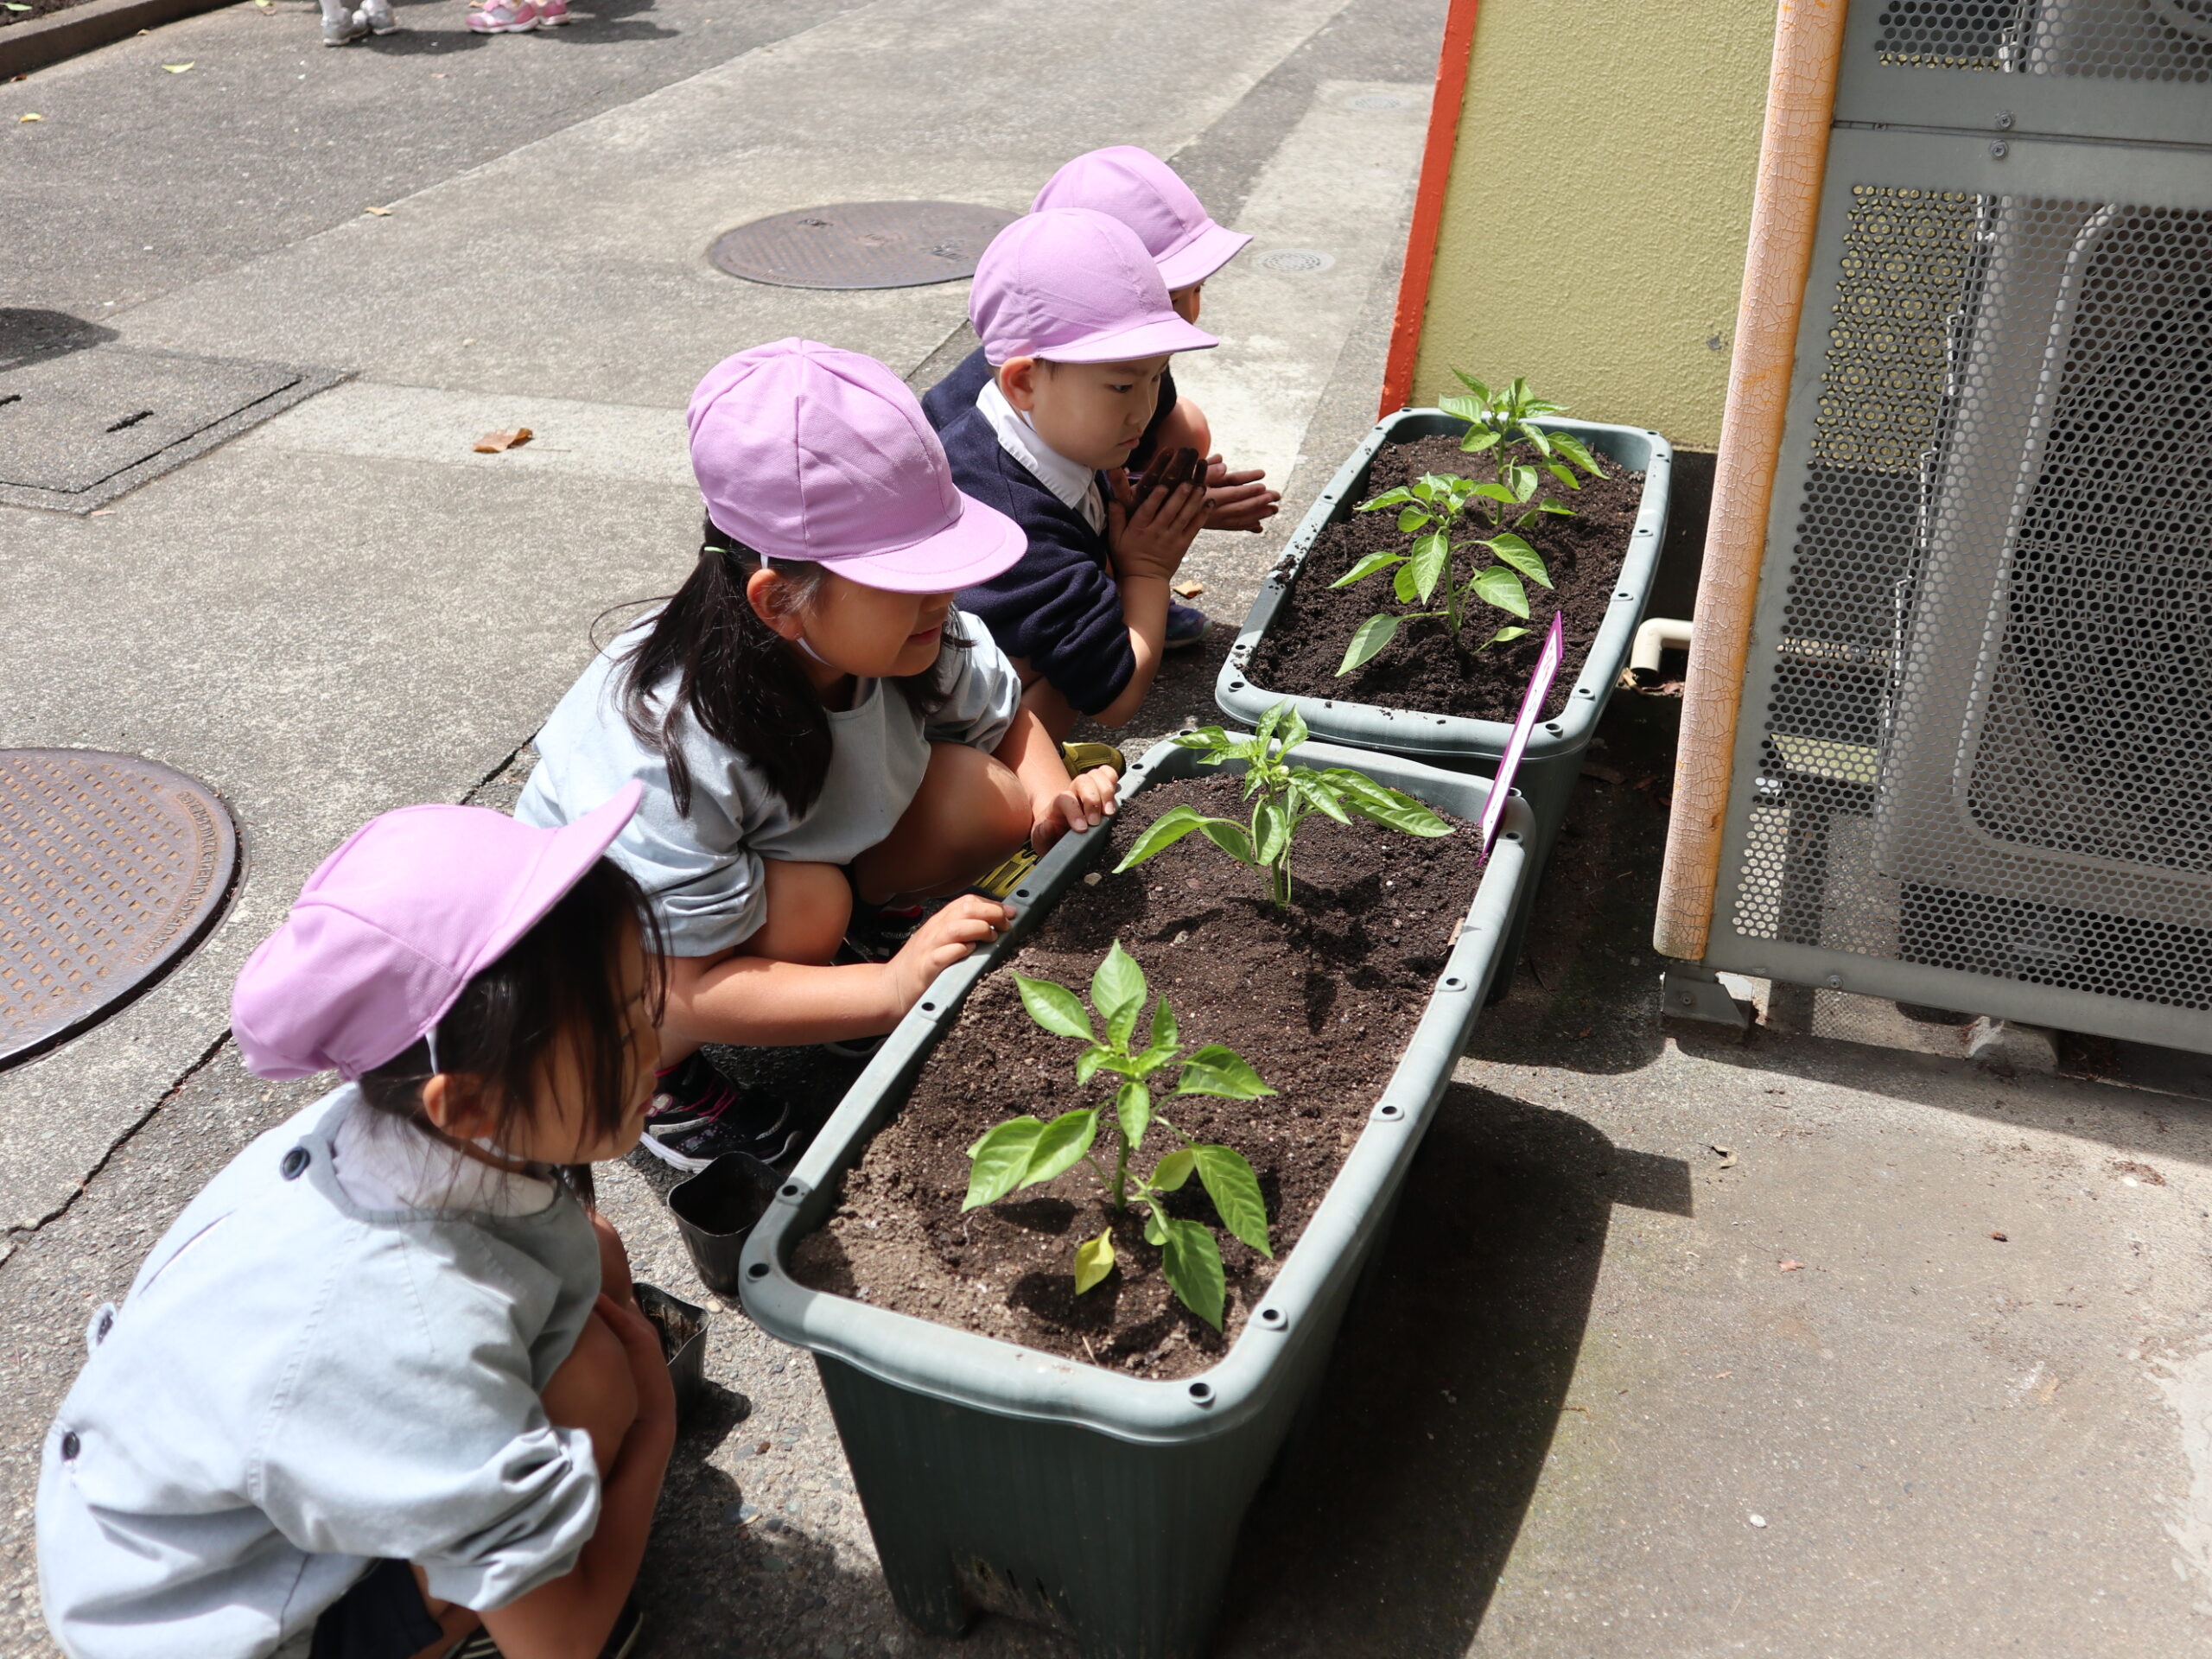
[{"x1": 976, "y1": 375, "x2": 1104, "y2": 534}]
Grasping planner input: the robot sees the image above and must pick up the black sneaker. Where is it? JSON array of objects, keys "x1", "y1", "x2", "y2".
[
  {"x1": 452, "y1": 1598, "x2": 645, "y2": 1659},
  {"x1": 842, "y1": 898, "x2": 927, "y2": 963},
  {"x1": 640, "y1": 1056, "x2": 794, "y2": 1173}
]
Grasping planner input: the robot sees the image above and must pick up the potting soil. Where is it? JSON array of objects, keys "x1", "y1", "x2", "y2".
[
  {"x1": 791, "y1": 773, "x2": 1486, "y2": 1379},
  {"x1": 1246, "y1": 432, "x2": 1644, "y2": 722}
]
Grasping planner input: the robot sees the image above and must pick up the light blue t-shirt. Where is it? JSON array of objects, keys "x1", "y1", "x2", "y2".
[
  {"x1": 36, "y1": 1090, "x2": 604, "y2": 1659},
  {"x1": 517, "y1": 610, "x2": 1022, "y2": 956}
]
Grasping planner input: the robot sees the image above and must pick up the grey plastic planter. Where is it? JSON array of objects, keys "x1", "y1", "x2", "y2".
[
  {"x1": 1216, "y1": 410, "x2": 1671, "y2": 979},
  {"x1": 740, "y1": 736, "x2": 1533, "y2": 1659}
]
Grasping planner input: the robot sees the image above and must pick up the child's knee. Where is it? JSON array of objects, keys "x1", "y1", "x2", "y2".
[{"x1": 542, "y1": 1311, "x2": 638, "y2": 1478}]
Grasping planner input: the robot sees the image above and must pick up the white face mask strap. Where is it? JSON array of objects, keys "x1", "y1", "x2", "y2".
[{"x1": 423, "y1": 1024, "x2": 443, "y2": 1077}]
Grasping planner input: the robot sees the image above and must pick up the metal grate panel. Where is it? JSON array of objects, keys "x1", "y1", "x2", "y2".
[
  {"x1": 1708, "y1": 125, "x2": 2212, "y2": 1051},
  {"x1": 1875, "y1": 0, "x2": 2212, "y2": 79}
]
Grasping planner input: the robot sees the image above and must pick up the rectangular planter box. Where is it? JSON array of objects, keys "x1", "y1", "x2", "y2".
[
  {"x1": 1215, "y1": 410, "x2": 1672, "y2": 980},
  {"x1": 740, "y1": 736, "x2": 1534, "y2": 1659}
]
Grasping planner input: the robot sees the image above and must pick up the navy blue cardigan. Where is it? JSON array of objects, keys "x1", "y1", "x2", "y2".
[
  {"x1": 920, "y1": 346, "x2": 1179, "y2": 467},
  {"x1": 940, "y1": 405, "x2": 1133, "y2": 717}
]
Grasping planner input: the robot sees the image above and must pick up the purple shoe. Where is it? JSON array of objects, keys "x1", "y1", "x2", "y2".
[{"x1": 1164, "y1": 599, "x2": 1211, "y2": 650}]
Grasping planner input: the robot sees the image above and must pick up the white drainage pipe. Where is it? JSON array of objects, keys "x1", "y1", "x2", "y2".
[{"x1": 1630, "y1": 616, "x2": 1694, "y2": 684}]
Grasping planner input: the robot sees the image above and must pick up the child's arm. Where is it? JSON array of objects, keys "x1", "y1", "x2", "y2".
[
  {"x1": 477, "y1": 1294, "x2": 674, "y2": 1659},
  {"x1": 1092, "y1": 477, "x2": 1207, "y2": 728},
  {"x1": 992, "y1": 705, "x2": 1119, "y2": 849},
  {"x1": 1203, "y1": 454, "x2": 1281, "y2": 533}
]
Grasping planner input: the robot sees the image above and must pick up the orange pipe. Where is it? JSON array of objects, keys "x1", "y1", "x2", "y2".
[
  {"x1": 1378, "y1": 0, "x2": 1482, "y2": 417},
  {"x1": 1653, "y1": 0, "x2": 1850, "y2": 962}
]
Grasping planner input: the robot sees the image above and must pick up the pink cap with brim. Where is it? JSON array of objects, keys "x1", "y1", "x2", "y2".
[
  {"x1": 231, "y1": 784, "x2": 645, "y2": 1081},
  {"x1": 1032, "y1": 146, "x2": 1252, "y2": 291},
  {"x1": 970, "y1": 209, "x2": 1218, "y2": 368},
  {"x1": 687, "y1": 340, "x2": 1026, "y2": 594}
]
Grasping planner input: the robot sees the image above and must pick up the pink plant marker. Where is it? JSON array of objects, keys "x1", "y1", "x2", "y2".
[{"x1": 1478, "y1": 613, "x2": 1566, "y2": 861}]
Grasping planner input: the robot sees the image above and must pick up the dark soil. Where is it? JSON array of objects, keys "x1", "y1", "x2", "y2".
[
  {"x1": 1246, "y1": 432, "x2": 1645, "y2": 723},
  {"x1": 791, "y1": 773, "x2": 1486, "y2": 1379}
]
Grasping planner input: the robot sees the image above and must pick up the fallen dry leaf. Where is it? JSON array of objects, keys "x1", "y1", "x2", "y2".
[
  {"x1": 161, "y1": 61, "x2": 194, "y2": 72},
  {"x1": 1989, "y1": 1230, "x2": 2008, "y2": 1242},
  {"x1": 1580, "y1": 761, "x2": 1625, "y2": 785},
  {"x1": 18, "y1": 112, "x2": 43, "y2": 123},
  {"x1": 1710, "y1": 1142, "x2": 1737, "y2": 1169},
  {"x1": 1173, "y1": 579, "x2": 1205, "y2": 598},
  {"x1": 1778, "y1": 1258, "x2": 1803, "y2": 1272},
  {"x1": 473, "y1": 427, "x2": 534, "y2": 454},
  {"x1": 363, "y1": 206, "x2": 392, "y2": 217}
]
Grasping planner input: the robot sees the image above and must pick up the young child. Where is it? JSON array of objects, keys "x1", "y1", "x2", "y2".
[
  {"x1": 921, "y1": 145, "x2": 1280, "y2": 543},
  {"x1": 41, "y1": 787, "x2": 670, "y2": 1659},
  {"x1": 936, "y1": 208, "x2": 1218, "y2": 741},
  {"x1": 517, "y1": 339, "x2": 1119, "y2": 1170}
]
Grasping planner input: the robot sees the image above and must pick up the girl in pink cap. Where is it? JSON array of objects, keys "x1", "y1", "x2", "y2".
[
  {"x1": 41, "y1": 789, "x2": 671, "y2": 1659},
  {"x1": 517, "y1": 339, "x2": 1121, "y2": 1172}
]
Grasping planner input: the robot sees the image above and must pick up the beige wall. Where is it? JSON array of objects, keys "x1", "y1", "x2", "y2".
[{"x1": 1411, "y1": 0, "x2": 1777, "y2": 450}]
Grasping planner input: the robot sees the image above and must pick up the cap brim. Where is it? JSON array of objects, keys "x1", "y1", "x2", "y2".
[
  {"x1": 1156, "y1": 224, "x2": 1252, "y2": 290},
  {"x1": 473, "y1": 780, "x2": 645, "y2": 975},
  {"x1": 813, "y1": 492, "x2": 1029, "y2": 594},
  {"x1": 1042, "y1": 313, "x2": 1218, "y2": 365}
]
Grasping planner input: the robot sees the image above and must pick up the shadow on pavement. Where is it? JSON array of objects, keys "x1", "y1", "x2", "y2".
[{"x1": 1211, "y1": 1084, "x2": 1688, "y2": 1657}]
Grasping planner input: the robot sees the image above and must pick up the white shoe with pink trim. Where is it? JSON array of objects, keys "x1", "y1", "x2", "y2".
[{"x1": 467, "y1": 0, "x2": 537, "y2": 30}]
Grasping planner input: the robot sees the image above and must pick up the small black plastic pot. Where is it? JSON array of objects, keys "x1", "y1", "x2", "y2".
[
  {"x1": 667, "y1": 1151, "x2": 783, "y2": 1295},
  {"x1": 632, "y1": 1280, "x2": 709, "y2": 1415}
]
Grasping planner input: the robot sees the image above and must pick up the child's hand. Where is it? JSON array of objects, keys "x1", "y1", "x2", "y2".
[
  {"x1": 885, "y1": 895, "x2": 1014, "y2": 1015},
  {"x1": 594, "y1": 1292, "x2": 677, "y2": 1440},
  {"x1": 1203, "y1": 454, "x2": 1281, "y2": 534},
  {"x1": 1030, "y1": 765, "x2": 1120, "y2": 851},
  {"x1": 1106, "y1": 470, "x2": 1207, "y2": 582}
]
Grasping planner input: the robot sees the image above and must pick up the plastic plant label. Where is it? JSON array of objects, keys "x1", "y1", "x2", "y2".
[{"x1": 1478, "y1": 611, "x2": 1565, "y2": 860}]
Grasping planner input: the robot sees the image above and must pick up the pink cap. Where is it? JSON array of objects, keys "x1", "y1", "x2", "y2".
[
  {"x1": 687, "y1": 340, "x2": 1026, "y2": 594},
  {"x1": 1032, "y1": 147, "x2": 1251, "y2": 291},
  {"x1": 231, "y1": 785, "x2": 645, "y2": 1081},
  {"x1": 970, "y1": 209, "x2": 1217, "y2": 367}
]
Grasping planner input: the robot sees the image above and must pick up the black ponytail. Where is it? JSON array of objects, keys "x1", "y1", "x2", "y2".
[{"x1": 607, "y1": 516, "x2": 969, "y2": 818}]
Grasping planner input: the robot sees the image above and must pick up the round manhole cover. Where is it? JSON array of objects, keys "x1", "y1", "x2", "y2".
[
  {"x1": 1260, "y1": 248, "x2": 1337, "y2": 275},
  {"x1": 709, "y1": 201, "x2": 1021, "y2": 290},
  {"x1": 2, "y1": 750, "x2": 237, "y2": 1069}
]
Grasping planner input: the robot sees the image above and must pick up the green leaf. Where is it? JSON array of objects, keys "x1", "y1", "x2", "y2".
[
  {"x1": 1192, "y1": 1146, "x2": 1273, "y2": 1257},
  {"x1": 1416, "y1": 473, "x2": 1457, "y2": 498},
  {"x1": 1505, "y1": 462, "x2": 1539, "y2": 500},
  {"x1": 1437, "y1": 394, "x2": 1483, "y2": 422},
  {"x1": 1159, "y1": 1220, "x2": 1226, "y2": 1329},
  {"x1": 1540, "y1": 499, "x2": 1576, "y2": 517},
  {"x1": 1391, "y1": 560, "x2": 1424, "y2": 604},
  {"x1": 1289, "y1": 772, "x2": 1351, "y2": 824},
  {"x1": 1395, "y1": 505, "x2": 1433, "y2": 535},
  {"x1": 1116, "y1": 1080, "x2": 1152, "y2": 1152},
  {"x1": 1357, "y1": 486, "x2": 1414, "y2": 511},
  {"x1": 1194, "y1": 816, "x2": 1258, "y2": 865},
  {"x1": 1330, "y1": 550, "x2": 1402, "y2": 589},
  {"x1": 1253, "y1": 798, "x2": 1289, "y2": 867},
  {"x1": 1458, "y1": 428, "x2": 1503, "y2": 454},
  {"x1": 1176, "y1": 1044, "x2": 1277, "y2": 1099},
  {"x1": 1485, "y1": 533, "x2": 1553, "y2": 588},
  {"x1": 1471, "y1": 564, "x2": 1530, "y2": 619},
  {"x1": 1522, "y1": 423, "x2": 1554, "y2": 458},
  {"x1": 1252, "y1": 700, "x2": 1287, "y2": 750},
  {"x1": 1337, "y1": 612, "x2": 1401, "y2": 676},
  {"x1": 1470, "y1": 481, "x2": 1517, "y2": 504},
  {"x1": 1548, "y1": 431, "x2": 1602, "y2": 475},
  {"x1": 1143, "y1": 1206, "x2": 1167, "y2": 1247},
  {"x1": 1021, "y1": 1108, "x2": 1099, "y2": 1188},
  {"x1": 1090, "y1": 941, "x2": 1146, "y2": 1050},
  {"x1": 1407, "y1": 532, "x2": 1449, "y2": 602},
  {"x1": 963, "y1": 1118, "x2": 1045, "y2": 1210},
  {"x1": 1327, "y1": 772, "x2": 1454, "y2": 838},
  {"x1": 1075, "y1": 1045, "x2": 1110, "y2": 1086},
  {"x1": 1482, "y1": 625, "x2": 1532, "y2": 649},
  {"x1": 1409, "y1": 478, "x2": 1436, "y2": 503},
  {"x1": 1014, "y1": 975, "x2": 1095, "y2": 1043},
  {"x1": 1449, "y1": 368, "x2": 1493, "y2": 401},
  {"x1": 1545, "y1": 461, "x2": 1582, "y2": 491},
  {"x1": 1171, "y1": 723, "x2": 1232, "y2": 755},
  {"x1": 1114, "y1": 804, "x2": 1209, "y2": 872},
  {"x1": 1152, "y1": 1147, "x2": 1197, "y2": 1191},
  {"x1": 1149, "y1": 994, "x2": 1179, "y2": 1056},
  {"x1": 1073, "y1": 1230, "x2": 1116, "y2": 1294},
  {"x1": 1280, "y1": 705, "x2": 1309, "y2": 756}
]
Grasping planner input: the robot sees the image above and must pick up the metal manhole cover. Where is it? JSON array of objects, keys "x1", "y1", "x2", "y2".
[
  {"x1": 1, "y1": 751, "x2": 238, "y2": 1069},
  {"x1": 1259, "y1": 248, "x2": 1337, "y2": 274},
  {"x1": 709, "y1": 201, "x2": 1020, "y2": 290}
]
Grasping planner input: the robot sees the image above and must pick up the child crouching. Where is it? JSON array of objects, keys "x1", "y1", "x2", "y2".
[{"x1": 40, "y1": 788, "x2": 671, "y2": 1659}]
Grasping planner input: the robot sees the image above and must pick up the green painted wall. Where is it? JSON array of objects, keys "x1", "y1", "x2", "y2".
[{"x1": 1411, "y1": 0, "x2": 1777, "y2": 451}]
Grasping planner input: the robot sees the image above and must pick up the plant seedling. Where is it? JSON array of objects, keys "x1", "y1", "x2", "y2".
[
  {"x1": 1332, "y1": 372, "x2": 1605, "y2": 677},
  {"x1": 1113, "y1": 702, "x2": 1452, "y2": 909},
  {"x1": 962, "y1": 942, "x2": 1276, "y2": 1329}
]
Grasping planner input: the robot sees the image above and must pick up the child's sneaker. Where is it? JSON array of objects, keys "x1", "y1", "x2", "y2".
[
  {"x1": 535, "y1": 0, "x2": 570, "y2": 22},
  {"x1": 842, "y1": 899, "x2": 927, "y2": 963},
  {"x1": 973, "y1": 845, "x2": 1039, "y2": 900},
  {"x1": 640, "y1": 1056, "x2": 793, "y2": 1173},
  {"x1": 356, "y1": 0, "x2": 396, "y2": 31},
  {"x1": 320, "y1": 6, "x2": 368, "y2": 41},
  {"x1": 1163, "y1": 599, "x2": 1211, "y2": 651},
  {"x1": 467, "y1": 0, "x2": 537, "y2": 30}
]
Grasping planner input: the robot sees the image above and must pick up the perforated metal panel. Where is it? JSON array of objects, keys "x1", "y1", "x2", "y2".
[
  {"x1": 1702, "y1": 45, "x2": 2212, "y2": 1050},
  {"x1": 1875, "y1": 0, "x2": 2212, "y2": 78}
]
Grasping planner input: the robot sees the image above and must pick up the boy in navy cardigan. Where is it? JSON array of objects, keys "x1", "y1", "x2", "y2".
[
  {"x1": 924, "y1": 146, "x2": 1277, "y2": 539},
  {"x1": 940, "y1": 209, "x2": 1217, "y2": 741}
]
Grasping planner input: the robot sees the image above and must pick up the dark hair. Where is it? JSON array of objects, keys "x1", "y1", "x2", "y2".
[
  {"x1": 358, "y1": 858, "x2": 666, "y2": 1198},
  {"x1": 606, "y1": 516, "x2": 969, "y2": 818}
]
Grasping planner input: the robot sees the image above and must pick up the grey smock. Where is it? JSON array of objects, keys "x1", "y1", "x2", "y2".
[
  {"x1": 36, "y1": 1089, "x2": 604, "y2": 1659},
  {"x1": 516, "y1": 612, "x2": 1022, "y2": 956}
]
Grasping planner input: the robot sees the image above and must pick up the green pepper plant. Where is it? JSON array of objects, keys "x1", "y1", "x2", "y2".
[
  {"x1": 1112, "y1": 702, "x2": 1451, "y2": 911},
  {"x1": 962, "y1": 942, "x2": 1275, "y2": 1329},
  {"x1": 1331, "y1": 372, "x2": 1605, "y2": 676}
]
